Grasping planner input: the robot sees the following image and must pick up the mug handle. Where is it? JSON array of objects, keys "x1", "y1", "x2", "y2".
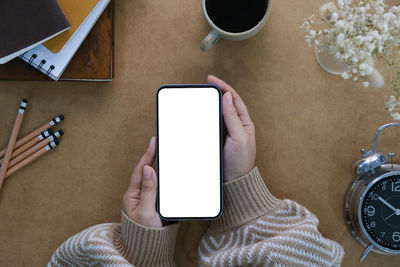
[{"x1": 200, "y1": 29, "x2": 221, "y2": 51}]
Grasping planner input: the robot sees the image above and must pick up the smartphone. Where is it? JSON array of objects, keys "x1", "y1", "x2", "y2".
[{"x1": 156, "y1": 84, "x2": 223, "y2": 220}]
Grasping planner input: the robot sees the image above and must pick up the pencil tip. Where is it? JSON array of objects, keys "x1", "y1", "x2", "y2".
[
  {"x1": 22, "y1": 98, "x2": 28, "y2": 103},
  {"x1": 58, "y1": 130, "x2": 64, "y2": 136},
  {"x1": 54, "y1": 139, "x2": 60, "y2": 145},
  {"x1": 47, "y1": 129, "x2": 53, "y2": 135},
  {"x1": 59, "y1": 114, "x2": 65, "y2": 121}
]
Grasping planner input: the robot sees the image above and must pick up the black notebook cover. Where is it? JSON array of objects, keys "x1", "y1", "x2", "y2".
[{"x1": 0, "y1": 0, "x2": 70, "y2": 63}]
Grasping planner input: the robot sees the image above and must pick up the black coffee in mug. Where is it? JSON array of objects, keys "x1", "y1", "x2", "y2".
[{"x1": 205, "y1": 0, "x2": 268, "y2": 33}]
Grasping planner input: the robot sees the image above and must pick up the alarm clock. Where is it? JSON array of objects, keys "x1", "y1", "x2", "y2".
[{"x1": 345, "y1": 123, "x2": 400, "y2": 262}]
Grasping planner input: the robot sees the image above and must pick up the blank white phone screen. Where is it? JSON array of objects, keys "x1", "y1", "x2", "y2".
[{"x1": 157, "y1": 87, "x2": 221, "y2": 218}]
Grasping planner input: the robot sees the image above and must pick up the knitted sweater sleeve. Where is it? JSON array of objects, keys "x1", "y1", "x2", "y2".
[
  {"x1": 198, "y1": 167, "x2": 344, "y2": 267},
  {"x1": 48, "y1": 211, "x2": 179, "y2": 267}
]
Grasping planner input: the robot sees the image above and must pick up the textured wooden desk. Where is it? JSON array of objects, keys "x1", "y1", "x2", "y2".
[{"x1": 0, "y1": 0, "x2": 399, "y2": 266}]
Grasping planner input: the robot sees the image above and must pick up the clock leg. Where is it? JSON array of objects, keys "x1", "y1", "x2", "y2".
[{"x1": 360, "y1": 244, "x2": 374, "y2": 262}]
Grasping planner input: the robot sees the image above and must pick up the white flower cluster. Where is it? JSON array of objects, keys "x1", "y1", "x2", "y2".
[
  {"x1": 386, "y1": 95, "x2": 400, "y2": 120},
  {"x1": 302, "y1": 0, "x2": 400, "y2": 119}
]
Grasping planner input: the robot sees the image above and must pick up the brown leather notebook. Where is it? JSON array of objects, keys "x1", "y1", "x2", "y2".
[
  {"x1": 0, "y1": 0, "x2": 70, "y2": 64},
  {"x1": 0, "y1": 1, "x2": 114, "y2": 81}
]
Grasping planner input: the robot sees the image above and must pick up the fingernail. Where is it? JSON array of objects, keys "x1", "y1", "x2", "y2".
[
  {"x1": 143, "y1": 166, "x2": 152, "y2": 179},
  {"x1": 225, "y1": 92, "x2": 233, "y2": 105}
]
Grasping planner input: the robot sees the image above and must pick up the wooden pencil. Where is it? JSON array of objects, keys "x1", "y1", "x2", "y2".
[
  {"x1": 0, "y1": 99, "x2": 28, "y2": 189},
  {"x1": 7, "y1": 130, "x2": 63, "y2": 168},
  {"x1": 0, "y1": 130, "x2": 52, "y2": 165},
  {"x1": 5, "y1": 140, "x2": 59, "y2": 179},
  {"x1": 0, "y1": 114, "x2": 64, "y2": 159}
]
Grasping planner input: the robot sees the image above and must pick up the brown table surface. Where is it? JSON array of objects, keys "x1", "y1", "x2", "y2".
[{"x1": 1, "y1": 0, "x2": 400, "y2": 266}]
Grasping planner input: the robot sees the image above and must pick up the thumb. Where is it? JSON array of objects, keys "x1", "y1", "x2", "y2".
[
  {"x1": 223, "y1": 92, "x2": 245, "y2": 139},
  {"x1": 137, "y1": 165, "x2": 157, "y2": 212}
]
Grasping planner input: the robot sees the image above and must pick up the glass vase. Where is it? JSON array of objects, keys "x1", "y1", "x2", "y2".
[{"x1": 315, "y1": 43, "x2": 350, "y2": 75}]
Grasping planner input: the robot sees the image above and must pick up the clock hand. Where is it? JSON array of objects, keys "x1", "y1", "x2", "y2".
[
  {"x1": 385, "y1": 212, "x2": 396, "y2": 221},
  {"x1": 378, "y1": 196, "x2": 397, "y2": 213}
]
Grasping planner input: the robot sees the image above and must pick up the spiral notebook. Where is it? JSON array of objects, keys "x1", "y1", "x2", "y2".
[{"x1": 20, "y1": 0, "x2": 111, "y2": 81}]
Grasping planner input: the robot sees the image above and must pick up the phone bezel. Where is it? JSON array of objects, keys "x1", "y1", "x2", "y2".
[{"x1": 156, "y1": 84, "x2": 223, "y2": 221}]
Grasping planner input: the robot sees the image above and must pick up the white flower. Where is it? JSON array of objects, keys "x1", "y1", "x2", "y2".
[
  {"x1": 336, "y1": 33, "x2": 345, "y2": 47},
  {"x1": 335, "y1": 20, "x2": 346, "y2": 28},
  {"x1": 370, "y1": 30, "x2": 380, "y2": 39},
  {"x1": 393, "y1": 113, "x2": 400, "y2": 120},
  {"x1": 320, "y1": 2, "x2": 339, "y2": 20},
  {"x1": 358, "y1": 51, "x2": 367, "y2": 59},
  {"x1": 380, "y1": 24, "x2": 389, "y2": 32},
  {"x1": 355, "y1": 36, "x2": 364, "y2": 45},
  {"x1": 342, "y1": 73, "x2": 350, "y2": 79},
  {"x1": 367, "y1": 43, "x2": 376, "y2": 52},
  {"x1": 364, "y1": 35, "x2": 373, "y2": 42},
  {"x1": 331, "y1": 12, "x2": 339, "y2": 21},
  {"x1": 362, "y1": 81, "x2": 370, "y2": 87},
  {"x1": 386, "y1": 95, "x2": 397, "y2": 112},
  {"x1": 386, "y1": 95, "x2": 400, "y2": 120}
]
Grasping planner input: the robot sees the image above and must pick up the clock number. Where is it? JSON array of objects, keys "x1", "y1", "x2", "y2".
[
  {"x1": 370, "y1": 221, "x2": 376, "y2": 228},
  {"x1": 367, "y1": 206, "x2": 375, "y2": 217},
  {"x1": 381, "y1": 232, "x2": 386, "y2": 237},
  {"x1": 392, "y1": 181, "x2": 400, "y2": 192},
  {"x1": 392, "y1": 232, "x2": 400, "y2": 242}
]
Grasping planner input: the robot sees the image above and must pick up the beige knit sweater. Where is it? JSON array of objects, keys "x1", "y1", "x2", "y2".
[{"x1": 48, "y1": 167, "x2": 344, "y2": 266}]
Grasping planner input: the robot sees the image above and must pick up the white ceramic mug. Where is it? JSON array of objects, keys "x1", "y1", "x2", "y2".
[{"x1": 200, "y1": 0, "x2": 272, "y2": 51}]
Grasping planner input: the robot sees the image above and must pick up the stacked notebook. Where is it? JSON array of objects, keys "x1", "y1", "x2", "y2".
[{"x1": 0, "y1": 0, "x2": 113, "y2": 81}]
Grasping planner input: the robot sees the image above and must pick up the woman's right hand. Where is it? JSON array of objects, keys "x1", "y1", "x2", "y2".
[
  {"x1": 122, "y1": 137, "x2": 162, "y2": 228},
  {"x1": 208, "y1": 75, "x2": 256, "y2": 183}
]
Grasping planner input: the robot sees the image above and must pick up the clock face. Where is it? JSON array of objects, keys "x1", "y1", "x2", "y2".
[{"x1": 360, "y1": 175, "x2": 400, "y2": 251}]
